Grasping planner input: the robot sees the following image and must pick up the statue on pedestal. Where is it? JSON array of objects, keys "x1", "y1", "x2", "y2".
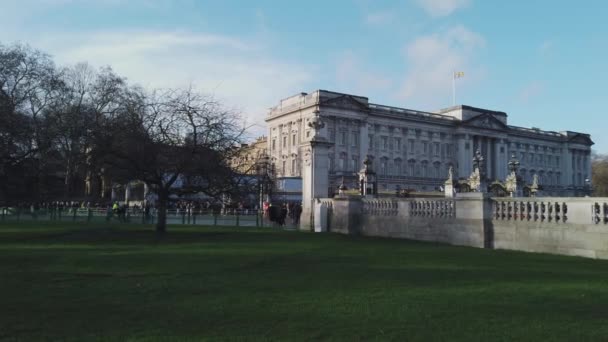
[
  {"x1": 358, "y1": 155, "x2": 377, "y2": 197},
  {"x1": 444, "y1": 165, "x2": 456, "y2": 197}
]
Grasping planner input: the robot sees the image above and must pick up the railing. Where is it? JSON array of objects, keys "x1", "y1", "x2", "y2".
[
  {"x1": 409, "y1": 200, "x2": 455, "y2": 218},
  {"x1": 0, "y1": 207, "x2": 290, "y2": 228},
  {"x1": 593, "y1": 202, "x2": 608, "y2": 225},
  {"x1": 362, "y1": 199, "x2": 398, "y2": 216},
  {"x1": 493, "y1": 200, "x2": 569, "y2": 223}
]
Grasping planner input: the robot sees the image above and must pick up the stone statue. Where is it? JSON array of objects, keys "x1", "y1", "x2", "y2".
[
  {"x1": 530, "y1": 174, "x2": 540, "y2": 197},
  {"x1": 469, "y1": 167, "x2": 481, "y2": 192},
  {"x1": 444, "y1": 165, "x2": 455, "y2": 198}
]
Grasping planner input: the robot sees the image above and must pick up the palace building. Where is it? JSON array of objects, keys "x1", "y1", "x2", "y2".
[{"x1": 265, "y1": 90, "x2": 593, "y2": 197}]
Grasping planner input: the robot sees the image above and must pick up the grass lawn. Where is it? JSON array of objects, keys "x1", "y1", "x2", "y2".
[{"x1": 2, "y1": 222, "x2": 608, "y2": 341}]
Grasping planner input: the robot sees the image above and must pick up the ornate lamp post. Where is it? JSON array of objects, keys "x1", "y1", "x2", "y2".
[{"x1": 505, "y1": 153, "x2": 522, "y2": 197}]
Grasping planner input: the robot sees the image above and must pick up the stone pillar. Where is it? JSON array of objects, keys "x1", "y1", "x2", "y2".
[
  {"x1": 124, "y1": 182, "x2": 131, "y2": 204},
  {"x1": 143, "y1": 183, "x2": 150, "y2": 205},
  {"x1": 301, "y1": 140, "x2": 332, "y2": 231},
  {"x1": 300, "y1": 110, "x2": 332, "y2": 231},
  {"x1": 111, "y1": 185, "x2": 117, "y2": 202}
]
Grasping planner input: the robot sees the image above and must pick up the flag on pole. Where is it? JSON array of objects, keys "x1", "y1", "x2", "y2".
[{"x1": 454, "y1": 71, "x2": 465, "y2": 79}]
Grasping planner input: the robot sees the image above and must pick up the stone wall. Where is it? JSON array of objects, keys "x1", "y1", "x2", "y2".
[
  {"x1": 318, "y1": 195, "x2": 608, "y2": 260},
  {"x1": 492, "y1": 198, "x2": 608, "y2": 258}
]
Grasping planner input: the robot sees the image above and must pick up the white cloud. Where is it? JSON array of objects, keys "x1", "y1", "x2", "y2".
[
  {"x1": 398, "y1": 25, "x2": 485, "y2": 109},
  {"x1": 415, "y1": 0, "x2": 471, "y2": 17},
  {"x1": 519, "y1": 81, "x2": 544, "y2": 103},
  {"x1": 5, "y1": 29, "x2": 316, "y2": 136},
  {"x1": 365, "y1": 10, "x2": 395, "y2": 25},
  {"x1": 538, "y1": 40, "x2": 553, "y2": 55},
  {"x1": 335, "y1": 51, "x2": 393, "y2": 96}
]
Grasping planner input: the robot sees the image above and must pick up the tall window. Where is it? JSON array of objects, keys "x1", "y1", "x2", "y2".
[
  {"x1": 380, "y1": 157, "x2": 388, "y2": 175},
  {"x1": 351, "y1": 132, "x2": 358, "y2": 147},
  {"x1": 434, "y1": 142, "x2": 440, "y2": 156},
  {"x1": 292, "y1": 134, "x2": 296, "y2": 146},
  {"x1": 423, "y1": 142, "x2": 428, "y2": 155},
  {"x1": 282, "y1": 136, "x2": 287, "y2": 148},
  {"x1": 339, "y1": 131, "x2": 346, "y2": 146},
  {"x1": 421, "y1": 161, "x2": 428, "y2": 177},
  {"x1": 395, "y1": 138, "x2": 401, "y2": 151},
  {"x1": 272, "y1": 139, "x2": 276, "y2": 151},
  {"x1": 408, "y1": 160, "x2": 415, "y2": 176},
  {"x1": 409, "y1": 140, "x2": 415, "y2": 153},
  {"x1": 339, "y1": 153, "x2": 347, "y2": 171},
  {"x1": 369, "y1": 135, "x2": 374, "y2": 149},
  {"x1": 291, "y1": 159, "x2": 297, "y2": 175},
  {"x1": 433, "y1": 162, "x2": 441, "y2": 178},
  {"x1": 394, "y1": 159, "x2": 402, "y2": 175},
  {"x1": 382, "y1": 136, "x2": 388, "y2": 150},
  {"x1": 282, "y1": 161, "x2": 286, "y2": 175},
  {"x1": 349, "y1": 156, "x2": 357, "y2": 172}
]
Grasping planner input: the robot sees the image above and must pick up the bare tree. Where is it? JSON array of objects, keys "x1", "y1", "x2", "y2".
[
  {"x1": 97, "y1": 86, "x2": 245, "y2": 233},
  {"x1": 0, "y1": 43, "x2": 60, "y2": 202},
  {"x1": 592, "y1": 152, "x2": 608, "y2": 196}
]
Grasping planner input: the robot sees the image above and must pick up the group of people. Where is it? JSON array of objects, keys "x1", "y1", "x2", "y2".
[{"x1": 264, "y1": 202, "x2": 302, "y2": 226}]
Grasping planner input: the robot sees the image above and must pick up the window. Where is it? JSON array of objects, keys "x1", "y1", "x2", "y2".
[
  {"x1": 408, "y1": 160, "x2": 415, "y2": 176},
  {"x1": 394, "y1": 159, "x2": 402, "y2": 175},
  {"x1": 282, "y1": 136, "x2": 287, "y2": 148},
  {"x1": 423, "y1": 142, "x2": 428, "y2": 154},
  {"x1": 350, "y1": 156, "x2": 358, "y2": 171},
  {"x1": 369, "y1": 135, "x2": 374, "y2": 149},
  {"x1": 434, "y1": 142, "x2": 440, "y2": 156},
  {"x1": 556, "y1": 157, "x2": 560, "y2": 166},
  {"x1": 292, "y1": 134, "x2": 296, "y2": 146},
  {"x1": 351, "y1": 132, "x2": 358, "y2": 147},
  {"x1": 339, "y1": 153, "x2": 347, "y2": 171},
  {"x1": 380, "y1": 157, "x2": 388, "y2": 175},
  {"x1": 282, "y1": 161, "x2": 286, "y2": 175},
  {"x1": 272, "y1": 139, "x2": 276, "y2": 151},
  {"x1": 382, "y1": 136, "x2": 388, "y2": 150},
  {"x1": 291, "y1": 159, "x2": 296, "y2": 175},
  {"x1": 421, "y1": 161, "x2": 428, "y2": 177},
  {"x1": 306, "y1": 131, "x2": 310, "y2": 138},
  {"x1": 329, "y1": 129, "x2": 335, "y2": 142},
  {"x1": 395, "y1": 138, "x2": 401, "y2": 151},
  {"x1": 434, "y1": 162, "x2": 441, "y2": 178},
  {"x1": 409, "y1": 139, "x2": 415, "y2": 153},
  {"x1": 339, "y1": 131, "x2": 346, "y2": 146}
]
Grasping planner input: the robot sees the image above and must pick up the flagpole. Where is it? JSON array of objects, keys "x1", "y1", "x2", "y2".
[{"x1": 452, "y1": 72, "x2": 455, "y2": 106}]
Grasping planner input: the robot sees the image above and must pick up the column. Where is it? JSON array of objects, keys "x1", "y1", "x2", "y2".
[
  {"x1": 484, "y1": 137, "x2": 492, "y2": 180},
  {"x1": 563, "y1": 146, "x2": 573, "y2": 187},
  {"x1": 457, "y1": 134, "x2": 471, "y2": 178},
  {"x1": 359, "y1": 122, "x2": 369, "y2": 165},
  {"x1": 124, "y1": 182, "x2": 131, "y2": 204}
]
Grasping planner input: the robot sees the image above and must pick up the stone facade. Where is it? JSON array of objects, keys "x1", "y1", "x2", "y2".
[{"x1": 265, "y1": 90, "x2": 594, "y2": 197}]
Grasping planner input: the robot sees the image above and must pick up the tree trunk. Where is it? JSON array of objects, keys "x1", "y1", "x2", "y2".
[{"x1": 156, "y1": 189, "x2": 168, "y2": 235}]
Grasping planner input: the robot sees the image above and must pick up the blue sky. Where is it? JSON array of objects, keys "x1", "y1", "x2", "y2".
[{"x1": 1, "y1": 0, "x2": 607, "y2": 152}]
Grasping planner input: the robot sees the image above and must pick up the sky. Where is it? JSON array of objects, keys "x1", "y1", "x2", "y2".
[{"x1": 1, "y1": 0, "x2": 607, "y2": 152}]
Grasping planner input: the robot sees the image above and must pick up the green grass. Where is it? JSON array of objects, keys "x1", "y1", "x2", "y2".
[{"x1": 2, "y1": 222, "x2": 608, "y2": 341}]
